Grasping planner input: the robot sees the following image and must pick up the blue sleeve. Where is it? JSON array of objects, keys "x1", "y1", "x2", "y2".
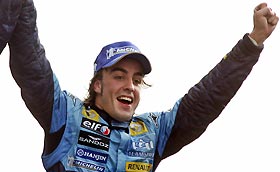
[
  {"x1": 156, "y1": 100, "x2": 181, "y2": 156},
  {"x1": 50, "y1": 75, "x2": 67, "y2": 133}
]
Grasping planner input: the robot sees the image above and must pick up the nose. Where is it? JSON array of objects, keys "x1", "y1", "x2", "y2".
[{"x1": 124, "y1": 78, "x2": 135, "y2": 92}]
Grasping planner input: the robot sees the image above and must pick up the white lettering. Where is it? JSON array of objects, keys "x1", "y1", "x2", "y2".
[
  {"x1": 83, "y1": 121, "x2": 91, "y2": 128},
  {"x1": 84, "y1": 152, "x2": 107, "y2": 161},
  {"x1": 94, "y1": 124, "x2": 101, "y2": 130},
  {"x1": 106, "y1": 46, "x2": 139, "y2": 59},
  {"x1": 79, "y1": 137, "x2": 109, "y2": 148}
]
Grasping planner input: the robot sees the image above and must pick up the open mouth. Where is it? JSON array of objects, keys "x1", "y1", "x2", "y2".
[{"x1": 117, "y1": 96, "x2": 133, "y2": 104}]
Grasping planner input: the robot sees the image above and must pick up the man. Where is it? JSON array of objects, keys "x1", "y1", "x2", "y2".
[{"x1": 1, "y1": 0, "x2": 278, "y2": 171}]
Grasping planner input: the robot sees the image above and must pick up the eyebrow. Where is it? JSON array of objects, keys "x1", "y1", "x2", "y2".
[{"x1": 110, "y1": 67, "x2": 144, "y2": 77}]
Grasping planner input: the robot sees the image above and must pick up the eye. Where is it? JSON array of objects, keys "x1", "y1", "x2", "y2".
[
  {"x1": 133, "y1": 78, "x2": 143, "y2": 85},
  {"x1": 114, "y1": 75, "x2": 124, "y2": 80}
]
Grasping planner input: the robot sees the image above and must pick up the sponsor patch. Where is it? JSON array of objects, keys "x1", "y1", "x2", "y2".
[
  {"x1": 125, "y1": 162, "x2": 152, "y2": 172},
  {"x1": 78, "y1": 130, "x2": 110, "y2": 151},
  {"x1": 127, "y1": 151, "x2": 154, "y2": 159},
  {"x1": 81, "y1": 117, "x2": 111, "y2": 137},
  {"x1": 127, "y1": 135, "x2": 155, "y2": 159},
  {"x1": 106, "y1": 46, "x2": 139, "y2": 59},
  {"x1": 82, "y1": 107, "x2": 100, "y2": 121},
  {"x1": 148, "y1": 113, "x2": 159, "y2": 128},
  {"x1": 68, "y1": 157, "x2": 105, "y2": 172},
  {"x1": 132, "y1": 138, "x2": 154, "y2": 151},
  {"x1": 129, "y1": 121, "x2": 148, "y2": 136},
  {"x1": 76, "y1": 147, "x2": 108, "y2": 163}
]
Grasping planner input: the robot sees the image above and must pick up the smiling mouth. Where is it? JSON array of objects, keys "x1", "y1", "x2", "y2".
[{"x1": 117, "y1": 96, "x2": 133, "y2": 104}]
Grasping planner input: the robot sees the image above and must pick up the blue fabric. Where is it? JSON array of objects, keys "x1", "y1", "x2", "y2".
[
  {"x1": 42, "y1": 75, "x2": 179, "y2": 171},
  {"x1": 94, "y1": 41, "x2": 151, "y2": 74}
]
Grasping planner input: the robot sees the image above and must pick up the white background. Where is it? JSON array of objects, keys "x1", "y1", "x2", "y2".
[{"x1": 0, "y1": 0, "x2": 280, "y2": 171}]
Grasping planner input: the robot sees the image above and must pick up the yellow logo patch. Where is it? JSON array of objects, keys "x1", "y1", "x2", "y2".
[
  {"x1": 81, "y1": 106, "x2": 100, "y2": 122},
  {"x1": 126, "y1": 162, "x2": 152, "y2": 172},
  {"x1": 129, "y1": 121, "x2": 148, "y2": 136}
]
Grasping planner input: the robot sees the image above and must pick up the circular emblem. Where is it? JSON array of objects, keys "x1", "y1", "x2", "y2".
[{"x1": 101, "y1": 126, "x2": 110, "y2": 135}]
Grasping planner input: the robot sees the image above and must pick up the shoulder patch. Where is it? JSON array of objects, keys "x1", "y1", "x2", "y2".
[
  {"x1": 148, "y1": 113, "x2": 159, "y2": 128},
  {"x1": 81, "y1": 106, "x2": 100, "y2": 122},
  {"x1": 130, "y1": 121, "x2": 148, "y2": 136}
]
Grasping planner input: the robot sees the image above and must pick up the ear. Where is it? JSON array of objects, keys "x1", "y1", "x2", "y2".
[{"x1": 93, "y1": 79, "x2": 102, "y2": 94}]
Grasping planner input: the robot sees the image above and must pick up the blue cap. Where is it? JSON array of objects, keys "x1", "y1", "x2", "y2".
[{"x1": 94, "y1": 41, "x2": 151, "y2": 75}]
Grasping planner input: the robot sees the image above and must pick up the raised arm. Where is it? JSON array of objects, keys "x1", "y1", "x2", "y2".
[
  {"x1": 157, "y1": 2, "x2": 278, "y2": 162},
  {"x1": 8, "y1": 0, "x2": 54, "y2": 131},
  {"x1": 0, "y1": 0, "x2": 22, "y2": 54}
]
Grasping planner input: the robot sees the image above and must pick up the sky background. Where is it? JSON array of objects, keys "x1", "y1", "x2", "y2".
[{"x1": 0, "y1": 0, "x2": 280, "y2": 171}]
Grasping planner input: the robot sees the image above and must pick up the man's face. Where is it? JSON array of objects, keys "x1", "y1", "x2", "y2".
[{"x1": 94, "y1": 57, "x2": 144, "y2": 122}]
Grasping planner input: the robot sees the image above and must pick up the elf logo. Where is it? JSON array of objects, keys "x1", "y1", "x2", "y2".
[{"x1": 81, "y1": 117, "x2": 110, "y2": 136}]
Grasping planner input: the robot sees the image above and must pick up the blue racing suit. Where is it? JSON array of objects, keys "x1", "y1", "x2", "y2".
[{"x1": 5, "y1": 0, "x2": 263, "y2": 171}]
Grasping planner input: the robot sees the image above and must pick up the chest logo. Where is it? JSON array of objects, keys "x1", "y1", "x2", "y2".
[
  {"x1": 68, "y1": 157, "x2": 105, "y2": 172},
  {"x1": 125, "y1": 162, "x2": 153, "y2": 172},
  {"x1": 76, "y1": 147, "x2": 108, "y2": 163},
  {"x1": 130, "y1": 121, "x2": 148, "y2": 136},
  {"x1": 81, "y1": 117, "x2": 110, "y2": 137},
  {"x1": 132, "y1": 138, "x2": 154, "y2": 151},
  {"x1": 78, "y1": 130, "x2": 110, "y2": 151}
]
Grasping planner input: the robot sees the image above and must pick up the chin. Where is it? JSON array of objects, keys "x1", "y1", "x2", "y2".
[{"x1": 117, "y1": 114, "x2": 133, "y2": 122}]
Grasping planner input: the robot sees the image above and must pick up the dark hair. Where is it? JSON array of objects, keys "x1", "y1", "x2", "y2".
[
  {"x1": 83, "y1": 69, "x2": 151, "y2": 107},
  {"x1": 83, "y1": 70, "x2": 103, "y2": 107}
]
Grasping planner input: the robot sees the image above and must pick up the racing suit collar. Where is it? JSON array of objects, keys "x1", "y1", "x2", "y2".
[{"x1": 89, "y1": 105, "x2": 130, "y2": 132}]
